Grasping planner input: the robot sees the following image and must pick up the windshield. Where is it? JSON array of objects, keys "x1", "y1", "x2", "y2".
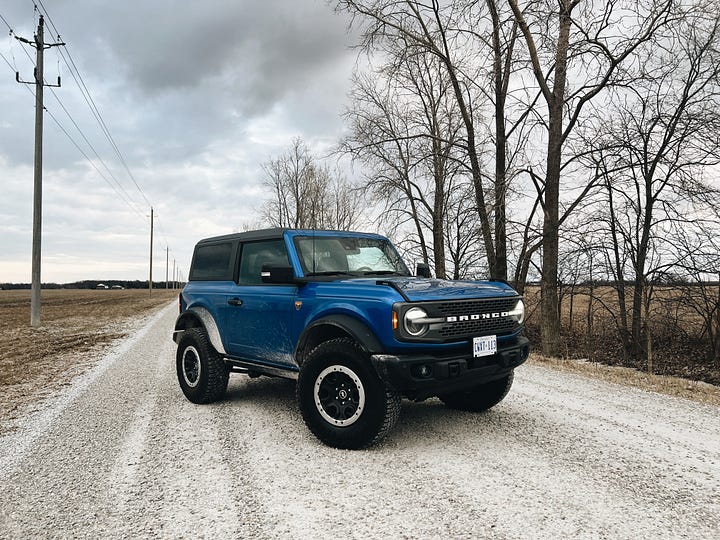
[{"x1": 294, "y1": 235, "x2": 411, "y2": 277}]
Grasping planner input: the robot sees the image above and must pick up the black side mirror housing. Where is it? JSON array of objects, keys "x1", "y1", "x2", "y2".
[
  {"x1": 416, "y1": 263, "x2": 431, "y2": 278},
  {"x1": 261, "y1": 264, "x2": 296, "y2": 284}
]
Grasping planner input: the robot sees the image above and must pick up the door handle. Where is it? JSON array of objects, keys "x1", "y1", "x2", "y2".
[{"x1": 227, "y1": 297, "x2": 243, "y2": 306}]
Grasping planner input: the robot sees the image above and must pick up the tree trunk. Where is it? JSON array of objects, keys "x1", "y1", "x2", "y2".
[
  {"x1": 586, "y1": 282, "x2": 594, "y2": 337},
  {"x1": 488, "y1": 0, "x2": 510, "y2": 281},
  {"x1": 631, "y1": 180, "x2": 654, "y2": 359},
  {"x1": 606, "y1": 180, "x2": 632, "y2": 353},
  {"x1": 540, "y1": 103, "x2": 564, "y2": 356},
  {"x1": 540, "y1": 5, "x2": 572, "y2": 356},
  {"x1": 432, "y1": 118, "x2": 447, "y2": 279},
  {"x1": 568, "y1": 283, "x2": 575, "y2": 332},
  {"x1": 442, "y1": 60, "x2": 497, "y2": 278}
]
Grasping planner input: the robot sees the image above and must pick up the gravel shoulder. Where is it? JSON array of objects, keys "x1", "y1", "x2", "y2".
[{"x1": 1, "y1": 306, "x2": 719, "y2": 539}]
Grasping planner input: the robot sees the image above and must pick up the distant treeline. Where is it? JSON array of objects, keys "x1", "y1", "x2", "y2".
[
  {"x1": 1, "y1": 279, "x2": 717, "y2": 291},
  {"x1": 0, "y1": 280, "x2": 184, "y2": 290}
]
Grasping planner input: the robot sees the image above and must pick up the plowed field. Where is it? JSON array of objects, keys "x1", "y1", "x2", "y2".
[{"x1": 0, "y1": 289, "x2": 176, "y2": 434}]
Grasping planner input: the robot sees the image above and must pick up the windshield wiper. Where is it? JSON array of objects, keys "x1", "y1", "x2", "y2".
[
  {"x1": 361, "y1": 270, "x2": 404, "y2": 276},
  {"x1": 305, "y1": 271, "x2": 353, "y2": 277}
]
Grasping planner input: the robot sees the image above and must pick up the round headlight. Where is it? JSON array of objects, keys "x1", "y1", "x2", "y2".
[{"x1": 404, "y1": 307, "x2": 429, "y2": 336}]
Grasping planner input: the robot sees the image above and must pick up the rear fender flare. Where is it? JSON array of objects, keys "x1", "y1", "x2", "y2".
[{"x1": 174, "y1": 307, "x2": 226, "y2": 355}]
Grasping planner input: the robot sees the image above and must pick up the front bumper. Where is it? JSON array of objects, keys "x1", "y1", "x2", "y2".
[{"x1": 371, "y1": 336, "x2": 530, "y2": 401}]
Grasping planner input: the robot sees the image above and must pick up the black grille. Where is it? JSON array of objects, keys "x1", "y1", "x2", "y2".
[
  {"x1": 429, "y1": 297, "x2": 519, "y2": 340},
  {"x1": 435, "y1": 298, "x2": 518, "y2": 317},
  {"x1": 437, "y1": 317, "x2": 517, "y2": 338}
]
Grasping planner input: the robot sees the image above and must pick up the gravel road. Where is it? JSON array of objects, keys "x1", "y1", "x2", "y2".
[{"x1": 1, "y1": 303, "x2": 719, "y2": 539}]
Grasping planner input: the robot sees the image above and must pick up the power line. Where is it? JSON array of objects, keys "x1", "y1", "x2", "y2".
[
  {"x1": 45, "y1": 108, "x2": 148, "y2": 219},
  {"x1": 8, "y1": 4, "x2": 174, "y2": 283},
  {"x1": 154, "y1": 212, "x2": 172, "y2": 251},
  {"x1": 46, "y1": 87, "x2": 147, "y2": 217},
  {"x1": 1, "y1": 20, "x2": 145, "y2": 219},
  {"x1": 41, "y1": 46, "x2": 150, "y2": 214},
  {"x1": 17, "y1": 2, "x2": 155, "y2": 216},
  {"x1": 0, "y1": 49, "x2": 23, "y2": 75},
  {"x1": 0, "y1": 12, "x2": 13, "y2": 32},
  {"x1": 33, "y1": 0, "x2": 154, "y2": 209}
]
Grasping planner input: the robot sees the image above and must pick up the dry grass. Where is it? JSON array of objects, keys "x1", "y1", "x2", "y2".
[
  {"x1": 529, "y1": 353, "x2": 720, "y2": 408},
  {"x1": 522, "y1": 284, "x2": 720, "y2": 386},
  {"x1": 0, "y1": 289, "x2": 177, "y2": 434}
]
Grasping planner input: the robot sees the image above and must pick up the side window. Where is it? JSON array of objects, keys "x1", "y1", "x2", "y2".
[
  {"x1": 238, "y1": 240, "x2": 290, "y2": 285},
  {"x1": 189, "y1": 242, "x2": 234, "y2": 281}
]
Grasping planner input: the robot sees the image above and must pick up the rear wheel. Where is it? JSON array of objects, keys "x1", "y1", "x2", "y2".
[
  {"x1": 297, "y1": 338, "x2": 401, "y2": 449},
  {"x1": 439, "y1": 372, "x2": 514, "y2": 412},
  {"x1": 176, "y1": 328, "x2": 229, "y2": 404}
]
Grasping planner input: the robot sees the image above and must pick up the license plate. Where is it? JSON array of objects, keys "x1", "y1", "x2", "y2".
[{"x1": 473, "y1": 335, "x2": 497, "y2": 358}]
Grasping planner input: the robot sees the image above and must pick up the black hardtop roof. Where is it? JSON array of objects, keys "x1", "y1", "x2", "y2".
[
  {"x1": 196, "y1": 228, "x2": 286, "y2": 244},
  {"x1": 195, "y1": 228, "x2": 384, "y2": 245}
]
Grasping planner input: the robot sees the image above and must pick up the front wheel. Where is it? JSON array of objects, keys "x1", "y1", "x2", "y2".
[
  {"x1": 439, "y1": 372, "x2": 514, "y2": 412},
  {"x1": 297, "y1": 338, "x2": 401, "y2": 449},
  {"x1": 176, "y1": 328, "x2": 229, "y2": 404}
]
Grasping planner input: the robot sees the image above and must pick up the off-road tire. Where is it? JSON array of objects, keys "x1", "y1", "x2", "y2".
[
  {"x1": 176, "y1": 327, "x2": 229, "y2": 404},
  {"x1": 439, "y1": 371, "x2": 514, "y2": 412},
  {"x1": 297, "y1": 338, "x2": 401, "y2": 449}
]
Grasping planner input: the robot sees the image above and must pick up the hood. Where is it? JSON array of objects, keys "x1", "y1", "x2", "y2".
[{"x1": 343, "y1": 276, "x2": 518, "y2": 302}]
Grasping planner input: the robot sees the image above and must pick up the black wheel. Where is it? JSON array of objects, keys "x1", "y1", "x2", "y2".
[
  {"x1": 297, "y1": 338, "x2": 401, "y2": 449},
  {"x1": 176, "y1": 328, "x2": 229, "y2": 404},
  {"x1": 439, "y1": 372, "x2": 514, "y2": 412}
]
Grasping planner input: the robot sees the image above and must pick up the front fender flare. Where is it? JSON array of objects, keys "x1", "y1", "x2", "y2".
[
  {"x1": 295, "y1": 314, "x2": 383, "y2": 366},
  {"x1": 173, "y1": 307, "x2": 226, "y2": 355}
]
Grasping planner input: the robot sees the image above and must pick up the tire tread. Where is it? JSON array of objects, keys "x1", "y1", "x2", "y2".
[
  {"x1": 298, "y1": 337, "x2": 401, "y2": 449},
  {"x1": 177, "y1": 328, "x2": 229, "y2": 404}
]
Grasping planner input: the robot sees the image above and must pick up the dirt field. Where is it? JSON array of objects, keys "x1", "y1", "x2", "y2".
[{"x1": 0, "y1": 289, "x2": 176, "y2": 435}]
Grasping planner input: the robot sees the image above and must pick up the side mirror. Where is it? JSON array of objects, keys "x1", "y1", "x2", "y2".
[
  {"x1": 261, "y1": 264, "x2": 296, "y2": 284},
  {"x1": 416, "y1": 263, "x2": 431, "y2": 278}
]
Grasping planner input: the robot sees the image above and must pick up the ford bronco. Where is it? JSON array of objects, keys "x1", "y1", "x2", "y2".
[{"x1": 173, "y1": 228, "x2": 529, "y2": 449}]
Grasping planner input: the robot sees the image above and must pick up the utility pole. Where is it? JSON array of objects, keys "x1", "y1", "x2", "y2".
[
  {"x1": 15, "y1": 16, "x2": 64, "y2": 327},
  {"x1": 172, "y1": 258, "x2": 176, "y2": 290},
  {"x1": 165, "y1": 246, "x2": 169, "y2": 289},
  {"x1": 149, "y1": 206, "x2": 154, "y2": 294}
]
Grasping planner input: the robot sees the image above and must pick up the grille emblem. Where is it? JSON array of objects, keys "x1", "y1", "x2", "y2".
[{"x1": 445, "y1": 312, "x2": 508, "y2": 322}]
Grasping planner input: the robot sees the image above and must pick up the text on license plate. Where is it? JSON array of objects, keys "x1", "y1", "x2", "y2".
[{"x1": 473, "y1": 335, "x2": 497, "y2": 358}]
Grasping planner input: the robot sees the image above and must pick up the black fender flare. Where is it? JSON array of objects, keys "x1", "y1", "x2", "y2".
[
  {"x1": 173, "y1": 307, "x2": 227, "y2": 355},
  {"x1": 295, "y1": 314, "x2": 383, "y2": 366}
]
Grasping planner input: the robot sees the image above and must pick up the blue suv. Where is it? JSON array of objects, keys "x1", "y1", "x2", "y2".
[{"x1": 173, "y1": 228, "x2": 529, "y2": 449}]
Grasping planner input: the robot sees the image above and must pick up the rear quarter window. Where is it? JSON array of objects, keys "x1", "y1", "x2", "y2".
[{"x1": 189, "y1": 242, "x2": 234, "y2": 281}]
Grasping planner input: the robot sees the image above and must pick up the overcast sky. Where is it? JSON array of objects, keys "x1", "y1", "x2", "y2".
[{"x1": 0, "y1": 0, "x2": 360, "y2": 283}]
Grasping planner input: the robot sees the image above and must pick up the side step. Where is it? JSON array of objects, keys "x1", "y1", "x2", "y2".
[{"x1": 224, "y1": 357, "x2": 299, "y2": 380}]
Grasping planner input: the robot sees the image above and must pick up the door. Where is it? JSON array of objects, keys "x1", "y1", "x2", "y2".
[{"x1": 223, "y1": 239, "x2": 297, "y2": 366}]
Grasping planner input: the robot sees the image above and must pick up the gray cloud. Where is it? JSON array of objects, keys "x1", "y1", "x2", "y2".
[{"x1": 0, "y1": 0, "x2": 359, "y2": 283}]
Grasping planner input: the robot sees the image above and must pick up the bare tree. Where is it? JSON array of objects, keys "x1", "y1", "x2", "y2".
[
  {"x1": 341, "y1": 71, "x2": 431, "y2": 262},
  {"x1": 338, "y1": 0, "x2": 533, "y2": 280},
  {"x1": 444, "y1": 181, "x2": 485, "y2": 278},
  {"x1": 507, "y1": 0, "x2": 675, "y2": 355},
  {"x1": 675, "y1": 227, "x2": 720, "y2": 363},
  {"x1": 341, "y1": 48, "x2": 471, "y2": 278},
  {"x1": 261, "y1": 138, "x2": 363, "y2": 230},
  {"x1": 587, "y1": 5, "x2": 720, "y2": 360}
]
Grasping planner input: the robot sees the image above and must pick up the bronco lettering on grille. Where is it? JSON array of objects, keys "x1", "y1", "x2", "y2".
[{"x1": 445, "y1": 312, "x2": 509, "y2": 322}]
